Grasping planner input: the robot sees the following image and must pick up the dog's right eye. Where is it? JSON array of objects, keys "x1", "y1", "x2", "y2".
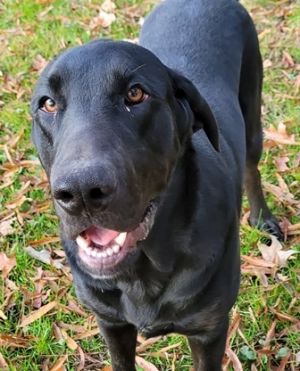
[{"x1": 39, "y1": 97, "x2": 58, "y2": 113}]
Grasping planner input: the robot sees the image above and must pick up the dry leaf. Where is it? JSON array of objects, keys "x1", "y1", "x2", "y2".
[
  {"x1": 263, "y1": 320, "x2": 277, "y2": 348},
  {"x1": 77, "y1": 345, "x2": 86, "y2": 371},
  {"x1": 295, "y1": 74, "x2": 300, "y2": 94},
  {"x1": 147, "y1": 342, "x2": 181, "y2": 358},
  {"x1": 263, "y1": 59, "x2": 272, "y2": 69},
  {"x1": 241, "y1": 255, "x2": 275, "y2": 268},
  {"x1": 20, "y1": 301, "x2": 57, "y2": 327},
  {"x1": 101, "y1": 0, "x2": 116, "y2": 13},
  {"x1": 50, "y1": 355, "x2": 68, "y2": 371},
  {"x1": 226, "y1": 348, "x2": 243, "y2": 371},
  {"x1": 135, "y1": 356, "x2": 160, "y2": 371},
  {"x1": 0, "y1": 252, "x2": 16, "y2": 279},
  {"x1": 0, "y1": 352, "x2": 8, "y2": 369},
  {"x1": 0, "y1": 309, "x2": 7, "y2": 320},
  {"x1": 275, "y1": 156, "x2": 289, "y2": 172},
  {"x1": 258, "y1": 236, "x2": 297, "y2": 268},
  {"x1": 0, "y1": 334, "x2": 31, "y2": 348},
  {"x1": 28, "y1": 236, "x2": 60, "y2": 246},
  {"x1": 270, "y1": 308, "x2": 299, "y2": 324},
  {"x1": 264, "y1": 124, "x2": 299, "y2": 146},
  {"x1": 61, "y1": 329, "x2": 78, "y2": 351},
  {"x1": 74, "y1": 328, "x2": 99, "y2": 340},
  {"x1": 25, "y1": 246, "x2": 64, "y2": 269},
  {"x1": 137, "y1": 336, "x2": 162, "y2": 353},
  {"x1": 66, "y1": 300, "x2": 87, "y2": 317},
  {"x1": 0, "y1": 219, "x2": 15, "y2": 236},
  {"x1": 90, "y1": 10, "x2": 116, "y2": 29},
  {"x1": 32, "y1": 54, "x2": 48, "y2": 74},
  {"x1": 282, "y1": 52, "x2": 295, "y2": 68},
  {"x1": 263, "y1": 181, "x2": 297, "y2": 206}
]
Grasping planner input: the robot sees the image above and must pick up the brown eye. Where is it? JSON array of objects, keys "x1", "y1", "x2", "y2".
[
  {"x1": 41, "y1": 98, "x2": 57, "y2": 113},
  {"x1": 126, "y1": 86, "x2": 148, "y2": 104}
]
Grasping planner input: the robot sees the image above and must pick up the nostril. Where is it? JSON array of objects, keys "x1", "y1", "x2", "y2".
[
  {"x1": 54, "y1": 190, "x2": 74, "y2": 203},
  {"x1": 89, "y1": 187, "x2": 105, "y2": 200}
]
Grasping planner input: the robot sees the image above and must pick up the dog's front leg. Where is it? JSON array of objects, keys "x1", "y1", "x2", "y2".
[
  {"x1": 188, "y1": 324, "x2": 228, "y2": 371},
  {"x1": 98, "y1": 319, "x2": 137, "y2": 371}
]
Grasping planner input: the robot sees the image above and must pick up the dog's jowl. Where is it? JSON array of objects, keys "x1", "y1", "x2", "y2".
[{"x1": 31, "y1": 0, "x2": 282, "y2": 370}]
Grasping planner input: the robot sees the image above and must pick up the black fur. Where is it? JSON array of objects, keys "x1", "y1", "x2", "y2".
[{"x1": 31, "y1": 0, "x2": 282, "y2": 370}]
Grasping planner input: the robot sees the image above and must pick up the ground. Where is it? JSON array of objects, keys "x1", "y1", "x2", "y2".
[{"x1": 0, "y1": 0, "x2": 299, "y2": 370}]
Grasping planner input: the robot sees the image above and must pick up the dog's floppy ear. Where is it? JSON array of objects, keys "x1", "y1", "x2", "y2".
[{"x1": 169, "y1": 69, "x2": 219, "y2": 151}]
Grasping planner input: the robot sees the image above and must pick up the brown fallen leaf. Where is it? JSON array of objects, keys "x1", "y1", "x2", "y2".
[
  {"x1": 25, "y1": 246, "x2": 64, "y2": 269},
  {"x1": 58, "y1": 321, "x2": 86, "y2": 334},
  {"x1": 264, "y1": 123, "x2": 299, "y2": 146},
  {"x1": 241, "y1": 255, "x2": 275, "y2": 268},
  {"x1": 263, "y1": 181, "x2": 297, "y2": 206},
  {"x1": 101, "y1": 0, "x2": 116, "y2": 13},
  {"x1": 0, "y1": 309, "x2": 7, "y2": 320},
  {"x1": 225, "y1": 348, "x2": 243, "y2": 371},
  {"x1": 76, "y1": 345, "x2": 86, "y2": 371},
  {"x1": 136, "y1": 336, "x2": 162, "y2": 353},
  {"x1": 28, "y1": 236, "x2": 60, "y2": 246},
  {"x1": 135, "y1": 356, "x2": 160, "y2": 371},
  {"x1": 275, "y1": 156, "x2": 289, "y2": 172},
  {"x1": 0, "y1": 352, "x2": 8, "y2": 369},
  {"x1": 258, "y1": 236, "x2": 297, "y2": 268},
  {"x1": 0, "y1": 334, "x2": 31, "y2": 348},
  {"x1": 295, "y1": 74, "x2": 300, "y2": 94},
  {"x1": 49, "y1": 355, "x2": 68, "y2": 371},
  {"x1": 0, "y1": 252, "x2": 16, "y2": 279},
  {"x1": 53, "y1": 323, "x2": 64, "y2": 342},
  {"x1": 270, "y1": 308, "x2": 299, "y2": 324},
  {"x1": 226, "y1": 309, "x2": 241, "y2": 349},
  {"x1": 89, "y1": 10, "x2": 116, "y2": 29},
  {"x1": 32, "y1": 54, "x2": 48, "y2": 74},
  {"x1": 263, "y1": 320, "x2": 277, "y2": 349},
  {"x1": 74, "y1": 328, "x2": 99, "y2": 340},
  {"x1": 263, "y1": 59, "x2": 273, "y2": 69},
  {"x1": 147, "y1": 342, "x2": 181, "y2": 358},
  {"x1": 276, "y1": 350, "x2": 291, "y2": 371},
  {"x1": 0, "y1": 218, "x2": 15, "y2": 236},
  {"x1": 61, "y1": 328, "x2": 78, "y2": 351},
  {"x1": 282, "y1": 51, "x2": 295, "y2": 68},
  {"x1": 20, "y1": 301, "x2": 57, "y2": 328},
  {"x1": 66, "y1": 299, "x2": 87, "y2": 317}
]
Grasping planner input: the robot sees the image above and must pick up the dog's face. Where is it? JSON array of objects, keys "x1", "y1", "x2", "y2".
[{"x1": 31, "y1": 40, "x2": 218, "y2": 278}]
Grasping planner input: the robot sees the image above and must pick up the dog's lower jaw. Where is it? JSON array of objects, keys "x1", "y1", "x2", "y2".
[{"x1": 74, "y1": 201, "x2": 158, "y2": 278}]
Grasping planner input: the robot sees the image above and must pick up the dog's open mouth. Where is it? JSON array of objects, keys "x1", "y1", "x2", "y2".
[{"x1": 76, "y1": 202, "x2": 158, "y2": 271}]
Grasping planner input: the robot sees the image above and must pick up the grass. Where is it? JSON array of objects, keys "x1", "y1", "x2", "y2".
[{"x1": 0, "y1": 0, "x2": 299, "y2": 370}]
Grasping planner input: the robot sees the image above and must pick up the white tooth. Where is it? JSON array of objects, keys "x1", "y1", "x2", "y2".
[
  {"x1": 106, "y1": 248, "x2": 113, "y2": 256},
  {"x1": 102, "y1": 251, "x2": 108, "y2": 258},
  {"x1": 86, "y1": 249, "x2": 93, "y2": 257},
  {"x1": 114, "y1": 232, "x2": 127, "y2": 246},
  {"x1": 91, "y1": 249, "x2": 99, "y2": 257},
  {"x1": 112, "y1": 244, "x2": 120, "y2": 254},
  {"x1": 95, "y1": 251, "x2": 103, "y2": 258},
  {"x1": 76, "y1": 235, "x2": 89, "y2": 249}
]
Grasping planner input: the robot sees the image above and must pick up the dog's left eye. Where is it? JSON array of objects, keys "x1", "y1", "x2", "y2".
[{"x1": 126, "y1": 86, "x2": 148, "y2": 105}]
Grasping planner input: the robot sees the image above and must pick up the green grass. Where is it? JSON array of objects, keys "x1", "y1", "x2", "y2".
[{"x1": 0, "y1": 0, "x2": 299, "y2": 370}]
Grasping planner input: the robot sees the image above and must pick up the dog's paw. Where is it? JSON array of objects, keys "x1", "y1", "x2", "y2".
[{"x1": 248, "y1": 214, "x2": 284, "y2": 241}]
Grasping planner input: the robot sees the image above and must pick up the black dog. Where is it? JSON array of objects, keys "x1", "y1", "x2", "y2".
[{"x1": 31, "y1": 0, "x2": 282, "y2": 369}]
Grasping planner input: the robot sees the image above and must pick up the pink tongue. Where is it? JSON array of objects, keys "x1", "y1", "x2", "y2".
[{"x1": 85, "y1": 226, "x2": 120, "y2": 246}]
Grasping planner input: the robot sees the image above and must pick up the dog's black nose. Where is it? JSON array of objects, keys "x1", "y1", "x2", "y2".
[{"x1": 52, "y1": 168, "x2": 116, "y2": 213}]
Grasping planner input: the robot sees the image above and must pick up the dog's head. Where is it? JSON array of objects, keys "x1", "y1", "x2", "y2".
[{"x1": 31, "y1": 40, "x2": 218, "y2": 278}]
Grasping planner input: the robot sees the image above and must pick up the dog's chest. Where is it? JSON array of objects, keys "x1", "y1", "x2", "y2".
[{"x1": 121, "y1": 295, "x2": 176, "y2": 336}]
